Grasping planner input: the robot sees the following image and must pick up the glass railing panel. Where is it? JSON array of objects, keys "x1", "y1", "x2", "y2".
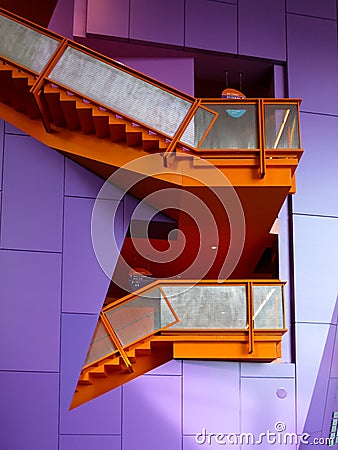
[
  {"x1": 161, "y1": 284, "x2": 247, "y2": 329},
  {"x1": 180, "y1": 106, "x2": 217, "y2": 148},
  {"x1": 198, "y1": 103, "x2": 258, "y2": 150},
  {"x1": 48, "y1": 46, "x2": 193, "y2": 138},
  {"x1": 252, "y1": 285, "x2": 284, "y2": 329},
  {"x1": 104, "y1": 288, "x2": 177, "y2": 347},
  {"x1": 83, "y1": 319, "x2": 117, "y2": 366},
  {"x1": 0, "y1": 15, "x2": 60, "y2": 73},
  {"x1": 264, "y1": 104, "x2": 300, "y2": 149}
]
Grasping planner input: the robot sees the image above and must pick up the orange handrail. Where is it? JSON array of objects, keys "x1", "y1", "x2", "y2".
[{"x1": 0, "y1": 8, "x2": 302, "y2": 173}]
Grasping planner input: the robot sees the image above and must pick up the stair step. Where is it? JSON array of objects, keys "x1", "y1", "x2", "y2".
[
  {"x1": 78, "y1": 377, "x2": 93, "y2": 386},
  {"x1": 43, "y1": 85, "x2": 66, "y2": 127},
  {"x1": 125, "y1": 349, "x2": 137, "y2": 362},
  {"x1": 76, "y1": 102, "x2": 95, "y2": 134},
  {"x1": 92, "y1": 109, "x2": 110, "y2": 138},
  {"x1": 0, "y1": 66, "x2": 15, "y2": 103},
  {"x1": 11, "y1": 74, "x2": 39, "y2": 118},
  {"x1": 126, "y1": 124, "x2": 143, "y2": 146},
  {"x1": 104, "y1": 356, "x2": 122, "y2": 372},
  {"x1": 135, "y1": 340, "x2": 152, "y2": 355},
  {"x1": 142, "y1": 132, "x2": 168, "y2": 152},
  {"x1": 89, "y1": 366, "x2": 108, "y2": 378},
  {"x1": 60, "y1": 95, "x2": 80, "y2": 130},
  {"x1": 109, "y1": 117, "x2": 126, "y2": 142}
]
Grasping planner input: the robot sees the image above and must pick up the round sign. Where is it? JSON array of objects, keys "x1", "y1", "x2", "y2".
[{"x1": 222, "y1": 88, "x2": 247, "y2": 118}]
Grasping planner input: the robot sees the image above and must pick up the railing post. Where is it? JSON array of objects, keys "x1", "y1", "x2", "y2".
[
  {"x1": 30, "y1": 38, "x2": 69, "y2": 132},
  {"x1": 100, "y1": 313, "x2": 134, "y2": 373},
  {"x1": 247, "y1": 281, "x2": 254, "y2": 354},
  {"x1": 163, "y1": 99, "x2": 201, "y2": 167},
  {"x1": 259, "y1": 99, "x2": 266, "y2": 178}
]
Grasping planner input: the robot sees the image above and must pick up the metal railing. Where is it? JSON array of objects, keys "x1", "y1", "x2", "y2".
[
  {"x1": 0, "y1": 8, "x2": 302, "y2": 178},
  {"x1": 0, "y1": 8, "x2": 217, "y2": 150},
  {"x1": 83, "y1": 279, "x2": 286, "y2": 369}
]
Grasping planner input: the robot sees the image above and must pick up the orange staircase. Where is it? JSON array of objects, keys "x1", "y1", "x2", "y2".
[
  {"x1": 71, "y1": 279, "x2": 287, "y2": 408},
  {"x1": 0, "y1": 9, "x2": 303, "y2": 408}
]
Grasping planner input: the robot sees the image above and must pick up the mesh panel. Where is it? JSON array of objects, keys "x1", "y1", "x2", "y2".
[
  {"x1": 180, "y1": 106, "x2": 216, "y2": 147},
  {"x1": 49, "y1": 47, "x2": 193, "y2": 137},
  {"x1": 104, "y1": 288, "x2": 176, "y2": 347},
  {"x1": 199, "y1": 103, "x2": 258, "y2": 149},
  {"x1": 0, "y1": 15, "x2": 59, "y2": 73},
  {"x1": 264, "y1": 104, "x2": 300, "y2": 149},
  {"x1": 161, "y1": 285, "x2": 247, "y2": 329},
  {"x1": 253, "y1": 285, "x2": 284, "y2": 329},
  {"x1": 84, "y1": 319, "x2": 116, "y2": 366}
]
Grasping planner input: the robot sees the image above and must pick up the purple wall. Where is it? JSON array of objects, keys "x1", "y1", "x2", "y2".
[{"x1": 1, "y1": 0, "x2": 338, "y2": 449}]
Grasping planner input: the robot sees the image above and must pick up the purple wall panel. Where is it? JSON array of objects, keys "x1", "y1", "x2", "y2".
[
  {"x1": 183, "y1": 361, "x2": 240, "y2": 435},
  {"x1": 295, "y1": 323, "x2": 331, "y2": 434},
  {"x1": 0, "y1": 250, "x2": 61, "y2": 371},
  {"x1": 120, "y1": 57, "x2": 195, "y2": 96},
  {"x1": 0, "y1": 371, "x2": 58, "y2": 450},
  {"x1": 60, "y1": 435, "x2": 121, "y2": 450},
  {"x1": 48, "y1": 0, "x2": 75, "y2": 38},
  {"x1": 147, "y1": 359, "x2": 182, "y2": 376},
  {"x1": 62, "y1": 197, "x2": 114, "y2": 313},
  {"x1": 240, "y1": 377, "x2": 296, "y2": 447},
  {"x1": 287, "y1": 0, "x2": 337, "y2": 20},
  {"x1": 185, "y1": 0, "x2": 237, "y2": 54},
  {"x1": 287, "y1": 15, "x2": 338, "y2": 115},
  {"x1": 5, "y1": 122, "x2": 27, "y2": 135},
  {"x1": 1, "y1": 135, "x2": 64, "y2": 252},
  {"x1": 294, "y1": 113, "x2": 338, "y2": 216},
  {"x1": 239, "y1": 0, "x2": 286, "y2": 60},
  {"x1": 60, "y1": 313, "x2": 95, "y2": 412},
  {"x1": 65, "y1": 159, "x2": 104, "y2": 199},
  {"x1": 293, "y1": 215, "x2": 338, "y2": 324},
  {"x1": 123, "y1": 375, "x2": 182, "y2": 450},
  {"x1": 86, "y1": 0, "x2": 129, "y2": 38},
  {"x1": 241, "y1": 362, "x2": 295, "y2": 378},
  {"x1": 60, "y1": 313, "x2": 122, "y2": 434},
  {"x1": 130, "y1": 0, "x2": 184, "y2": 46}
]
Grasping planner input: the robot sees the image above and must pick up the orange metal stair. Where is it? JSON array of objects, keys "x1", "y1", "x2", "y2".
[{"x1": 71, "y1": 339, "x2": 173, "y2": 409}]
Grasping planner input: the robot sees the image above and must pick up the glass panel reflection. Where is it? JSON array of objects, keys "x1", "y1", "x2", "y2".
[
  {"x1": 181, "y1": 106, "x2": 216, "y2": 148},
  {"x1": 161, "y1": 285, "x2": 247, "y2": 329},
  {"x1": 104, "y1": 288, "x2": 176, "y2": 347},
  {"x1": 253, "y1": 285, "x2": 284, "y2": 329},
  {"x1": 199, "y1": 103, "x2": 258, "y2": 149},
  {"x1": 84, "y1": 319, "x2": 116, "y2": 366},
  {"x1": 264, "y1": 104, "x2": 300, "y2": 149}
]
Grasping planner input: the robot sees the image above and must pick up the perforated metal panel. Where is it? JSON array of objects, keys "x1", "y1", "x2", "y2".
[
  {"x1": 49, "y1": 47, "x2": 193, "y2": 137},
  {"x1": 161, "y1": 285, "x2": 247, "y2": 329},
  {"x1": 0, "y1": 15, "x2": 59, "y2": 73},
  {"x1": 253, "y1": 285, "x2": 284, "y2": 329},
  {"x1": 84, "y1": 319, "x2": 116, "y2": 366}
]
